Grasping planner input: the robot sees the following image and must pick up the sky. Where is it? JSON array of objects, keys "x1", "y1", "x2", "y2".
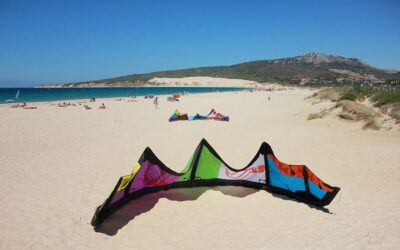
[{"x1": 0, "y1": 0, "x2": 399, "y2": 87}]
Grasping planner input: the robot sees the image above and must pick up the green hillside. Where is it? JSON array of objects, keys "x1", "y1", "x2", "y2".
[{"x1": 51, "y1": 52, "x2": 400, "y2": 87}]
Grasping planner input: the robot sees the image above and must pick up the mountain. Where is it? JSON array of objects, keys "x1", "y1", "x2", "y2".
[{"x1": 46, "y1": 52, "x2": 400, "y2": 87}]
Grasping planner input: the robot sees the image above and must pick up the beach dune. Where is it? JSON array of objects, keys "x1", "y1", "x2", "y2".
[{"x1": 148, "y1": 76, "x2": 258, "y2": 87}]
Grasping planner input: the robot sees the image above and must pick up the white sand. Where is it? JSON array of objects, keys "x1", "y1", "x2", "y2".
[{"x1": 0, "y1": 89, "x2": 399, "y2": 249}]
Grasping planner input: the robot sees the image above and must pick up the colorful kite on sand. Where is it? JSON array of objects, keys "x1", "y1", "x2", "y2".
[
  {"x1": 91, "y1": 139, "x2": 340, "y2": 227},
  {"x1": 169, "y1": 109, "x2": 229, "y2": 122}
]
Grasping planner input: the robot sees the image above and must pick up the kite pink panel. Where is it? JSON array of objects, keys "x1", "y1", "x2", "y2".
[{"x1": 129, "y1": 161, "x2": 179, "y2": 193}]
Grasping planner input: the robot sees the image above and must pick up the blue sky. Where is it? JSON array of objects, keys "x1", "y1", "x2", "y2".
[{"x1": 0, "y1": 0, "x2": 399, "y2": 87}]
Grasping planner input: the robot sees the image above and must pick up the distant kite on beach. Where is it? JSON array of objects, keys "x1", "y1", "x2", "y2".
[
  {"x1": 203, "y1": 108, "x2": 229, "y2": 121},
  {"x1": 168, "y1": 109, "x2": 189, "y2": 121},
  {"x1": 169, "y1": 109, "x2": 229, "y2": 122},
  {"x1": 91, "y1": 139, "x2": 340, "y2": 227}
]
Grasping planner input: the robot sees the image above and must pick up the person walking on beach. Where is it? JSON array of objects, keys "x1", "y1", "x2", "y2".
[{"x1": 153, "y1": 97, "x2": 158, "y2": 109}]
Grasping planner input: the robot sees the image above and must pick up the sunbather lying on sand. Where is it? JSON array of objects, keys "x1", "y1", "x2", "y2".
[
  {"x1": 57, "y1": 103, "x2": 67, "y2": 107},
  {"x1": 12, "y1": 103, "x2": 28, "y2": 109}
]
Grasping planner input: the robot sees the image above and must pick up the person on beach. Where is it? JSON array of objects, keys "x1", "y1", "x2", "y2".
[
  {"x1": 99, "y1": 103, "x2": 106, "y2": 109},
  {"x1": 153, "y1": 97, "x2": 158, "y2": 109}
]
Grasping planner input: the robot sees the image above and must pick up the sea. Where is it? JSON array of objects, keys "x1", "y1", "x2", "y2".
[{"x1": 0, "y1": 87, "x2": 249, "y2": 104}]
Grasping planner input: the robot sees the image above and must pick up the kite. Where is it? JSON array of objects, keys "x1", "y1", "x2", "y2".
[
  {"x1": 189, "y1": 113, "x2": 208, "y2": 120},
  {"x1": 91, "y1": 139, "x2": 340, "y2": 227},
  {"x1": 205, "y1": 108, "x2": 229, "y2": 121},
  {"x1": 168, "y1": 109, "x2": 189, "y2": 122},
  {"x1": 170, "y1": 109, "x2": 229, "y2": 122}
]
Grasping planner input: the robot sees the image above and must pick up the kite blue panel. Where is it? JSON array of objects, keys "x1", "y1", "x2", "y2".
[
  {"x1": 308, "y1": 181, "x2": 327, "y2": 199},
  {"x1": 268, "y1": 157, "x2": 305, "y2": 193}
]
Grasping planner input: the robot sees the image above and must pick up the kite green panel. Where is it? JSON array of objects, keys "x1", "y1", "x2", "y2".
[
  {"x1": 177, "y1": 154, "x2": 194, "y2": 181},
  {"x1": 195, "y1": 146, "x2": 222, "y2": 179}
]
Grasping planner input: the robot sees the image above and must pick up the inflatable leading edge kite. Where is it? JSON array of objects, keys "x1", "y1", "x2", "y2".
[
  {"x1": 169, "y1": 109, "x2": 229, "y2": 122},
  {"x1": 168, "y1": 109, "x2": 189, "y2": 122},
  {"x1": 91, "y1": 139, "x2": 340, "y2": 227}
]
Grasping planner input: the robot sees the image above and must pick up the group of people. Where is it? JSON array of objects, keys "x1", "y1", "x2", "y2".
[
  {"x1": 84, "y1": 103, "x2": 106, "y2": 110},
  {"x1": 9, "y1": 94, "x2": 159, "y2": 111},
  {"x1": 58, "y1": 94, "x2": 158, "y2": 110},
  {"x1": 56, "y1": 101, "x2": 106, "y2": 110},
  {"x1": 57, "y1": 102, "x2": 76, "y2": 107},
  {"x1": 10, "y1": 102, "x2": 37, "y2": 109},
  {"x1": 11, "y1": 102, "x2": 27, "y2": 108},
  {"x1": 115, "y1": 95, "x2": 138, "y2": 102}
]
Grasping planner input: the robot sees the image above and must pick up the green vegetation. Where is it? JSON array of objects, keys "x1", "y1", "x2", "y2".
[
  {"x1": 318, "y1": 87, "x2": 400, "y2": 107},
  {"x1": 308, "y1": 113, "x2": 323, "y2": 120},
  {"x1": 385, "y1": 78, "x2": 400, "y2": 85},
  {"x1": 337, "y1": 100, "x2": 378, "y2": 121},
  {"x1": 339, "y1": 89, "x2": 359, "y2": 101},
  {"x1": 312, "y1": 88, "x2": 344, "y2": 102},
  {"x1": 336, "y1": 100, "x2": 381, "y2": 130},
  {"x1": 55, "y1": 53, "x2": 400, "y2": 87},
  {"x1": 338, "y1": 87, "x2": 373, "y2": 101},
  {"x1": 311, "y1": 87, "x2": 400, "y2": 129},
  {"x1": 370, "y1": 91, "x2": 400, "y2": 106},
  {"x1": 363, "y1": 118, "x2": 380, "y2": 130},
  {"x1": 307, "y1": 108, "x2": 328, "y2": 120}
]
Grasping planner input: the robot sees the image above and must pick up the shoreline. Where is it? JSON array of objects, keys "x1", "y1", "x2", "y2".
[
  {"x1": 0, "y1": 88, "x2": 277, "y2": 108},
  {"x1": 34, "y1": 85, "x2": 255, "y2": 89},
  {"x1": 0, "y1": 86, "x2": 252, "y2": 105},
  {"x1": 0, "y1": 91, "x2": 224, "y2": 107}
]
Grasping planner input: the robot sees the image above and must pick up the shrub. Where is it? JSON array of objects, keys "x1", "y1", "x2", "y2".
[
  {"x1": 371, "y1": 92, "x2": 400, "y2": 107},
  {"x1": 338, "y1": 100, "x2": 378, "y2": 121},
  {"x1": 313, "y1": 88, "x2": 343, "y2": 102},
  {"x1": 339, "y1": 91, "x2": 358, "y2": 101},
  {"x1": 363, "y1": 118, "x2": 380, "y2": 130},
  {"x1": 308, "y1": 113, "x2": 323, "y2": 120}
]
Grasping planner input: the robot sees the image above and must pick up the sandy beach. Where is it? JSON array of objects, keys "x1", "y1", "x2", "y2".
[{"x1": 1, "y1": 88, "x2": 399, "y2": 249}]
